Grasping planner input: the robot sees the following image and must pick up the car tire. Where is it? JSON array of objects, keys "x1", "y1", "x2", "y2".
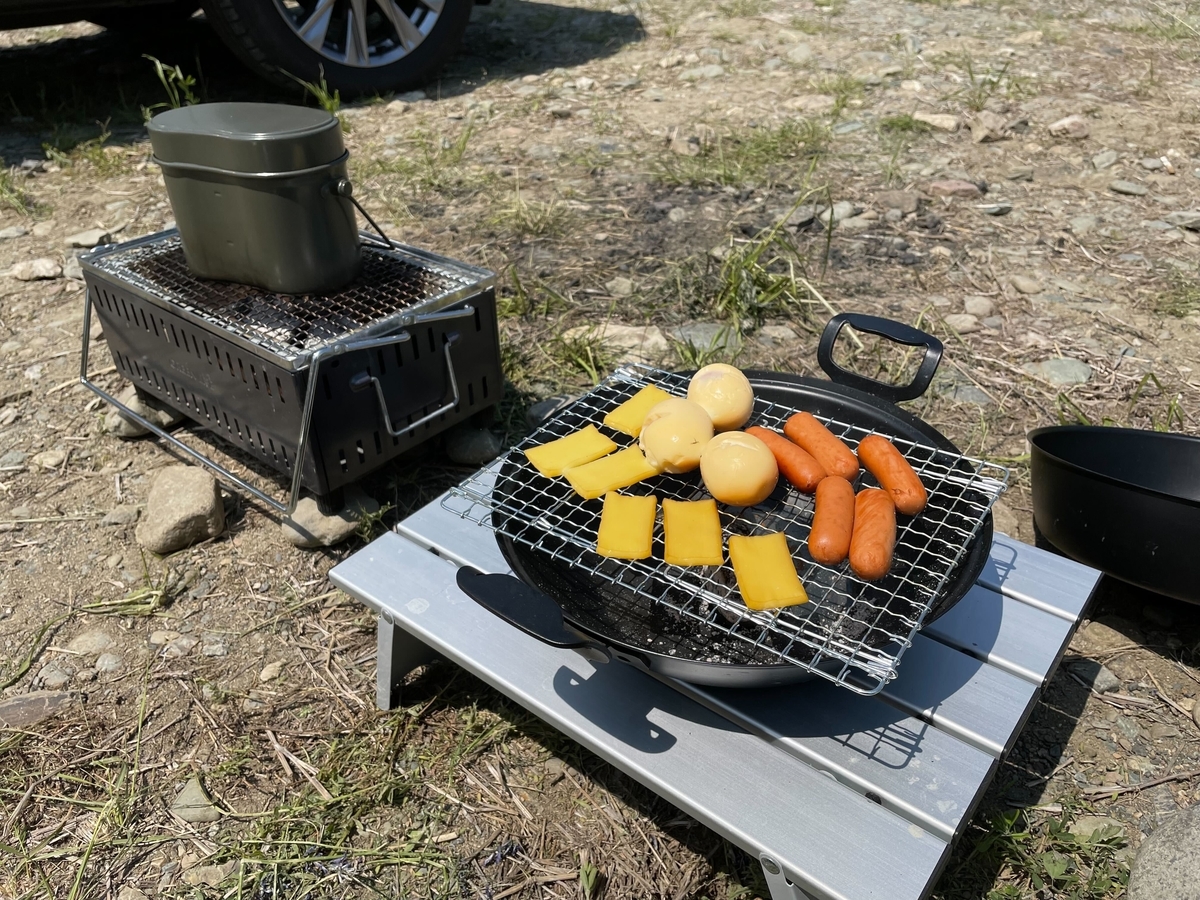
[{"x1": 201, "y1": 0, "x2": 473, "y2": 96}]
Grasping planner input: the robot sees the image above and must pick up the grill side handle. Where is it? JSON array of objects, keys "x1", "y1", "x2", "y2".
[
  {"x1": 817, "y1": 313, "x2": 943, "y2": 403},
  {"x1": 455, "y1": 567, "x2": 610, "y2": 663}
]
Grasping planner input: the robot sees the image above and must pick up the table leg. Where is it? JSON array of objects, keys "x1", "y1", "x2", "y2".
[
  {"x1": 376, "y1": 614, "x2": 441, "y2": 710},
  {"x1": 761, "y1": 856, "x2": 817, "y2": 900}
]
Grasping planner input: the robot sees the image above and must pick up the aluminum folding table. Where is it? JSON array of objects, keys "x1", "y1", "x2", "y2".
[{"x1": 330, "y1": 477, "x2": 1098, "y2": 900}]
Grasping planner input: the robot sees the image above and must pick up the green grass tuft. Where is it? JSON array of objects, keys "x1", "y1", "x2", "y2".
[{"x1": 656, "y1": 120, "x2": 829, "y2": 188}]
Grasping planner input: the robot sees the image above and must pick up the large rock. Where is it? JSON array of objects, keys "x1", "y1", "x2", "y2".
[
  {"x1": 1129, "y1": 806, "x2": 1200, "y2": 900},
  {"x1": 1164, "y1": 211, "x2": 1200, "y2": 231},
  {"x1": 136, "y1": 466, "x2": 225, "y2": 554},
  {"x1": 104, "y1": 385, "x2": 186, "y2": 438},
  {"x1": 1048, "y1": 114, "x2": 1090, "y2": 139},
  {"x1": 0, "y1": 690, "x2": 79, "y2": 729},
  {"x1": 1022, "y1": 358, "x2": 1093, "y2": 386},
  {"x1": 281, "y1": 487, "x2": 380, "y2": 549},
  {"x1": 8, "y1": 258, "x2": 62, "y2": 281},
  {"x1": 170, "y1": 777, "x2": 221, "y2": 824}
]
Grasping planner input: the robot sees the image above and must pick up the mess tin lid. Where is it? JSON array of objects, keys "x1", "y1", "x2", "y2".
[{"x1": 148, "y1": 102, "x2": 344, "y2": 174}]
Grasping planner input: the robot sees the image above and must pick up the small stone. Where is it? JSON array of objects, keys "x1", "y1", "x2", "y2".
[
  {"x1": 103, "y1": 385, "x2": 186, "y2": 438},
  {"x1": 73, "y1": 668, "x2": 96, "y2": 684},
  {"x1": 1092, "y1": 149, "x2": 1119, "y2": 170},
  {"x1": 36, "y1": 663, "x2": 73, "y2": 690},
  {"x1": 679, "y1": 64, "x2": 724, "y2": 81},
  {"x1": 241, "y1": 690, "x2": 269, "y2": 713},
  {"x1": 1070, "y1": 215, "x2": 1099, "y2": 235},
  {"x1": 0, "y1": 226, "x2": 28, "y2": 240},
  {"x1": 0, "y1": 690, "x2": 79, "y2": 728},
  {"x1": 763, "y1": 57, "x2": 783, "y2": 71},
  {"x1": 1150, "y1": 724, "x2": 1180, "y2": 740},
  {"x1": 444, "y1": 426, "x2": 502, "y2": 466},
  {"x1": 95, "y1": 652, "x2": 123, "y2": 674},
  {"x1": 913, "y1": 112, "x2": 959, "y2": 132},
  {"x1": 667, "y1": 206, "x2": 689, "y2": 223},
  {"x1": 756, "y1": 325, "x2": 798, "y2": 347},
  {"x1": 395, "y1": 89, "x2": 426, "y2": 102},
  {"x1": 171, "y1": 777, "x2": 221, "y2": 824},
  {"x1": 8, "y1": 258, "x2": 62, "y2": 281},
  {"x1": 182, "y1": 862, "x2": 237, "y2": 887},
  {"x1": 927, "y1": 179, "x2": 982, "y2": 198},
  {"x1": 606, "y1": 276, "x2": 634, "y2": 296},
  {"x1": 67, "y1": 629, "x2": 115, "y2": 655},
  {"x1": 101, "y1": 506, "x2": 140, "y2": 526},
  {"x1": 201, "y1": 635, "x2": 228, "y2": 658},
  {"x1": 1013, "y1": 29, "x2": 1043, "y2": 44},
  {"x1": 1048, "y1": 114, "x2": 1090, "y2": 139},
  {"x1": 666, "y1": 322, "x2": 742, "y2": 353},
  {"x1": 819, "y1": 201, "x2": 862, "y2": 225},
  {"x1": 976, "y1": 201, "x2": 1013, "y2": 216},
  {"x1": 162, "y1": 635, "x2": 199, "y2": 659},
  {"x1": 1129, "y1": 806, "x2": 1200, "y2": 900},
  {"x1": 117, "y1": 888, "x2": 148, "y2": 900},
  {"x1": 970, "y1": 110, "x2": 1008, "y2": 143},
  {"x1": 832, "y1": 121, "x2": 864, "y2": 135},
  {"x1": 64, "y1": 228, "x2": 110, "y2": 249},
  {"x1": 281, "y1": 487, "x2": 380, "y2": 548},
  {"x1": 943, "y1": 313, "x2": 980, "y2": 334},
  {"x1": 574, "y1": 76, "x2": 596, "y2": 91},
  {"x1": 259, "y1": 661, "x2": 284, "y2": 682},
  {"x1": 1069, "y1": 815, "x2": 1124, "y2": 839},
  {"x1": 1140, "y1": 157, "x2": 1165, "y2": 171},
  {"x1": 876, "y1": 190, "x2": 920, "y2": 214},
  {"x1": 1006, "y1": 167, "x2": 1034, "y2": 181},
  {"x1": 1110, "y1": 180, "x2": 1149, "y2": 196},
  {"x1": 1022, "y1": 357, "x2": 1093, "y2": 385},
  {"x1": 1010, "y1": 275, "x2": 1044, "y2": 294},
  {"x1": 525, "y1": 144, "x2": 558, "y2": 161},
  {"x1": 1068, "y1": 658, "x2": 1121, "y2": 692},
  {"x1": 964, "y1": 296, "x2": 995, "y2": 317},
  {"x1": 135, "y1": 466, "x2": 225, "y2": 554},
  {"x1": 32, "y1": 449, "x2": 66, "y2": 470},
  {"x1": 31, "y1": 221, "x2": 53, "y2": 237},
  {"x1": 149, "y1": 629, "x2": 181, "y2": 646},
  {"x1": 1164, "y1": 210, "x2": 1200, "y2": 230},
  {"x1": 64, "y1": 255, "x2": 83, "y2": 281},
  {"x1": 658, "y1": 51, "x2": 684, "y2": 68},
  {"x1": 838, "y1": 213, "x2": 873, "y2": 230},
  {"x1": 786, "y1": 204, "x2": 817, "y2": 227},
  {"x1": 561, "y1": 323, "x2": 669, "y2": 364},
  {"x1": 385, "y1": 99, "x2": 409, "y2": 113},
  {"x1": 526, "y1": 395, "x2": 576, "y2": 429},
  {"x1": 786, "y1": 43, "x2": 813, "y2": 64}
]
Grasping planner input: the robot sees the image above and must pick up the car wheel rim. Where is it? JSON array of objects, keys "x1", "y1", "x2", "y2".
[{"x1": 273, "y1": 0, "x2": 443, "y2": 69}]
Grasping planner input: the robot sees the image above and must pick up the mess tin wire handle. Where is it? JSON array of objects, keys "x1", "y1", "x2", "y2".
[{"x1": 817, "y1": 312, "x2": 944, "y2": 404}]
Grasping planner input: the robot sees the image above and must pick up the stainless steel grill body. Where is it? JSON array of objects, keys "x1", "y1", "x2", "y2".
[
  {"x1": 447, "y1": 364, "x2": 1008, "y2": 695},
  {"x1": 82, "y1": 230, "x2": 501, "y2": 509}
]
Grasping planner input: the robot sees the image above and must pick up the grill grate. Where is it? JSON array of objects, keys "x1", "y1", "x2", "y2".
[
  {"x1": 86, "y1": 233, "x2": 487, "y2": 365},
  {"x1": 445, "y1": 364, "x2": 1008, "y2": 695}
]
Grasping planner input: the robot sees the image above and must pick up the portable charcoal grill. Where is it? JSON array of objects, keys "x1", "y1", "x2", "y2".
[
  {"x1": 445, "y1": 316, "x2": 1009, "y2": 695},
  {"x1": 80, "y1": 229, "x2": 500, "y2": 513}
]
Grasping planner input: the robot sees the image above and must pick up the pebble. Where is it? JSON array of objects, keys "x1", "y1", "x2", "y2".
[
  {"x1": 104, "y1": 385, "x2": 186, "y2": 438},
  {"x1": 64, "y1": 228, "x2": 111, "y2": 248},
  {"x1": 95, "y1": 652, "x2": 123, "y2": 674},
  {"x1": 74, "y1": 668, "x2": 96, "y2": 684},
  {"x1": 281, "y1": 487, "x2": 380, "y2": 548},
  {"x1": 1048, "y1": 114, "x2": 1090, "y2": 139},
  {"x1": 1010, "y1": 275, "x2": 1044, "y2": 294},
  {"x1": 201, "y1": 635, "x2": 228, "y2": 657},
  {"x1": 820, "y1": 200, "x2": 862, "y2": 225},
  {"x1": 135, "y1": 465, "x2": 225, "y2": 554},
  {"x1": 1068, "y1": 658, "x2": 1121, "y2": 692},
  {"x1": 964, "y1": 296, "x2": 995, "y2": 317},
  {"x1": 666, "y1": 322, "x2": 742, "y2": 352},
  {"x1": 1070, "y1": 215, "x2": 1099, "y2": 235},
  {"x1": 1022, "y1": 358, "x2": 1093, "y2": 385},
  {"x1": 7, "y1": 258, "x2": 62, "y2": 281},
  {"x1": 976, "y1": 201, "x2": 1012, "y2": 216},
  {"x1": 679, "y1": 64, "x2": 724, "y2": 81},
  {"x1": 101, "y1": 506, "x2": 140, "y2": 526},
  {"x1": 241, "y1": 691, "x2": 268, "y2": 713},
  {"x1": 182, "y1": 862, "x2": 237, "y2": 887},
  {"x1": 32, "y1": 449, "x2": 66, "y2": 470},
  {"x1": 832, "y1": 121, "x2": 864, "y2": 135},
  {"x1": 171, "y1": 777, "x2": 222, "y2": 824},
  {"x1": 0, "y1": 225, "x2": 28, "y2": 240},
  {"x1": 786, "y1": 204, "x2": 817, "y2": 227},
  {"x1": 667, "y1": 206, "x2": 689, "y2": 223},
  {"x1": 67, "y1": 629, "x2": 115, "y2": 655},
  {"x1": 1069, "y1": 815, "x2": 1124, "y2": 838},
  {"x1": 756, "y1": 324, "x2": 798, "y2": 347},
  {"x1": 786, "y1": 43, "x2": 813, "y2": 64},
  {"x1": 876, "y1": 190, "x2": 920, "y2": 214},
  {"x1": 0, "y1": 450, "x2": 26, "y2": 467},
  {"x1": 913, "y1": 112, "x2": 959, "y2": 132},
  {"x1": 0, "y1": 690, "x2": 79, "y2": 729},
  {"x1": 605, "y1": 276, "x2": 634, "y2": 296},
  {"x1": 1092, "y1": 149, "x2": 1119, "y2": 170},
  {"x1": 37, "y1": 663, "x2": 73, "y2": 690},
  {"x1": 1129, "y1": 806, "x2": 1200, "y2": 899},
  {"x1": 561, "y1": 323, "x2": 668, "y2": 364},
  {"x1": 969, "y1": 110, "x2": 1008, "y2": 143},
  {"x1": 259, "y1": 661, "x2": 284, "y2": 682},
  {"x1": 1150, "y1": 724, "x2": 1180, "y2": 740},
  {"x1": 943, "y1": 313, "x2": 980, "y2": 334},
  {"x1": 444, "y1": 426, "x2": 502, "y2": 467},
  {"x1": 31, "y1": 221, "x2": 53, "y2": 237},
  {"x1": 1110, "y1": 180, "x2": 1149, "y2": 196},
  {"x1": 1140, "y1": 157, "x2": 1165, "y2": 171},
  {"x1": 927, "y1": 179, "x2": 982, "y2": 198},
  {"x1": 1164, "y1": 210, "x2": 1200, "y2": 230},
  {"x1": 526, "y1": 395, "x2": 576, "y2": 429},
  {"x1": 149, "y1": 629, "x2": 181, "y2": 646},
  {"x1": 162, "y1": 635, "x2": 199, "y2": 659}
]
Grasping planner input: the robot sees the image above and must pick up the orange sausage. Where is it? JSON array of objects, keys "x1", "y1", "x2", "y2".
[
  {"x1": 746, "y1": 426, "x2": 826, "y2": 493},
  {"x1": 809, "y1": 476, "x2": 855, "y2": 565},
  {"x1": 857, "y1": 434, "x2": 927, "y2": 515},
  {"x1": 783, "y1": 412, "x2": 859, "y2": 481},
  {"x1": 849, "y1": 489, "x2": 896, "y2": 581}
]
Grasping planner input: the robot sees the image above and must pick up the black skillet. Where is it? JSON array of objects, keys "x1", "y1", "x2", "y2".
[{"x1": 458, "y1": 314, "x2": 995, "y2": 687}]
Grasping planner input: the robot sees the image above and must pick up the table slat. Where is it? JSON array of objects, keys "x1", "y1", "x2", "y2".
[{"x1": 979, "y1": 533, "x2": 1098, "y2": 621}]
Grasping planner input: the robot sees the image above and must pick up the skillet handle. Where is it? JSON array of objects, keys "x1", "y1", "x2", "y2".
[
  {"x1": 456, "y1": 568, "x2": 605, "y2": 657},
  {"x1": 817, "y1": 313, "x2": 943, "y2": 403}
]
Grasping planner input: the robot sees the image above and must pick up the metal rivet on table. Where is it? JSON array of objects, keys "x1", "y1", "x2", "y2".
[{"x1": 761, "y1": 857, "x2": 781, "y2": 876}]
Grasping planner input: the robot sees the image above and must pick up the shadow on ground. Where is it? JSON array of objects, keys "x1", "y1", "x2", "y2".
[{"x1": 0, "y1": 0, "x2": 644, "y2": 164}]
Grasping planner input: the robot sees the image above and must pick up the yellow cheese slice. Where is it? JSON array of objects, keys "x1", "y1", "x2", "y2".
[
  {"x1": 524, "y1": 424, "x2": 618, "y2": 478},
  {"x1": 603, "y1": 384, "x2": 674, "y2": 437},
  {"x1": 564, "y1": 446, "x2": 660, "y2": 500},
  {"x1": 662, "y1": 498, "x2": 724, "y2": 567},
  {"x1": 596, "y1": 492, "x2": 657, "y2": 559},
  {"x1": 728, "y1": 532, "x2": 809, "y2": 610}
]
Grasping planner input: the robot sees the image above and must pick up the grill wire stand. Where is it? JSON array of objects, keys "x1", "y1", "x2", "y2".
[{"x1": 446, "y1": 364, "x2": 1009, "y2": 695}]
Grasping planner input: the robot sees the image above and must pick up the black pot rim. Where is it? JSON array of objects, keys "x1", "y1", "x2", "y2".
[{"x1": 1029, "y1": 425, "x2": 1200, "y2": 511}]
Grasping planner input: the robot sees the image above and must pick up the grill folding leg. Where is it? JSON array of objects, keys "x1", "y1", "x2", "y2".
[{"x1": 333, "y1": 491, "x2": 1098, "y2": 900}]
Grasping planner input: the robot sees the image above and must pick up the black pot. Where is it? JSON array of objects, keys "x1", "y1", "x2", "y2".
[{"x1": 1029, "y1": 426, "x2": 1200, "y2": 604}]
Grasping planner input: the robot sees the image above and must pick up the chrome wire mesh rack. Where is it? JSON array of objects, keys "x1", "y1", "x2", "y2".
[{"x1": 445, "y1": 364, "x2": 1008, "y2": 694}]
